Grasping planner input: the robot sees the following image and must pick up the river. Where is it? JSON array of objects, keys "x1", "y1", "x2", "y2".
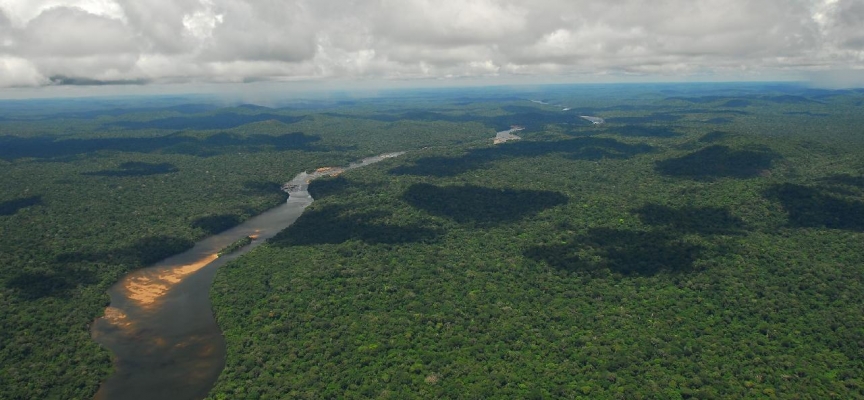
[
  {"x1": 494, "y1": 126, "x2": 523, "y2": 144},
  {"x1": 91, "y1": 152, "x2": 404, "y2": 400}
]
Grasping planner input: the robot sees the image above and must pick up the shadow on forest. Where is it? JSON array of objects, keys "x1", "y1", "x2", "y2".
[
  {"x1": 698, "y1": 131, "x2": 732, "y2": 143},
  {"x1": 722, "y1": 99, "x2": 751, "y2": 107},
  {"x1": 56, "y1": 235, "x2": 195, "y2": 267},
  {"x1": 605, "y1": 113, "x2": 682, "y2": 124},
  {"x1": 327, "y1": 102, "x2": 760, "y2": 133},
  {"x1": 0, "y1": 195, "x2": 42, "y2": 216},
  {"x1": 0, "y1": 132, "x2": 321, "y2": 160},
  {"x1": 243, "y1": 180, "x2": 284, "y2": 195},
  {"x1": 763, "y1": 95, "x2": 822, "y2": 104},
  {"x1": 608, "y1": 125, "x2": 680, "y2": 137},
  {"x1": 308, "y1": 176, "x2": 353, "y2": 200},
  {"x1": 83, "y1": 161, "x2": 179, "y2": 177},
  {"x1": 325, "y1": 105, "x2": 593, "y2": 132},
  {"x1": 656, "y1": 145, "x2": 779, "y2": 180},
  {"x1": 390, "y1": 137, "x2": 654, "y2": 177},
  {"x1": 5, "y1": 267, "x2": 97, "y2": 300},
  {"x1": 495, "y1": 106, "x2": 593, "y2": 131},
  {"x1": 784, "y1": 111, "x2": 828, "y2": 117},
  {"x1": 676, "y1": 108, "x2": 750, "y2": 115},
  {"x1": 402, "y1": 183, "x2": 568, "y2": 226},
  {"x1": 324, "y1": 110, "x2": 475, "y2": 124},
  {"x1": 665, "y1": 95, "x2": 819, "y2": 105},
  {"x1": 526, "y1": 228, "x2": 705, "y2": 276},
  {"x1": 819, "y1": 174, "x2": 864, "y2": 189},
  {"x1": 703, "y1": 117, "x2": 733, "y2": 124},
  {"x1": 765, "y1": 183, "x2": 864, "y2": 231},
  {"x1": 107, "y1": 112, "x2": 304, "y2": 130},
  {"x1": 9, "y1": 236, "x2": 194, "y2": 299},
  {"x1": 816, "y1": 174, "x2": 864, "y2": 197},
  {"x1": 665, "y1": 96, "x2": 738, "y2": 104},
  {"x1": 634, "y1": 204, "x2": 748, "y2": 235},
  {"x1": 43, "y1": 104, "x2": 219, "y2": 120},
  {"x1": 191, "y1": 214, "x2": 242, "y2": 235},
  {"x1": 269, "y1": 205, "x2": 442, "y2": 246}
]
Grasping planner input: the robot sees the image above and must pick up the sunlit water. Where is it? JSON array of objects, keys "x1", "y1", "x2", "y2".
[
  {"x1": 494, "y1": 127, "x2": 523, "y2": 144},
  {"x1": 92, "y1": 152, "x2": 404, "y2": 400}
]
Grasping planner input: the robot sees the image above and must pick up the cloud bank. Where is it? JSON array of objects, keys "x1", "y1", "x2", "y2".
[{"x1": 0, "y1": 0, "x2": 862, "y2": 88}]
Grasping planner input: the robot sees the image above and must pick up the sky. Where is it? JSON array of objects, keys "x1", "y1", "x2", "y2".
[{"x1": 0, "y1": 0, "x2": 863, "y2": 96}]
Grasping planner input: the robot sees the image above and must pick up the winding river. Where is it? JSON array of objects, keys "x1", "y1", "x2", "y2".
[{"x1": 91, "y1": 152, "x2": 404, "y2": 400}]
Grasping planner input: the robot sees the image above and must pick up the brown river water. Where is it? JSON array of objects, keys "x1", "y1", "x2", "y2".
[{"x1": 92, "y1": 152, "x2": 404, "y2": 400}]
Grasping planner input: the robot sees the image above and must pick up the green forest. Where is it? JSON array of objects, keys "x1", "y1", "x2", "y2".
[{"x1": 1, "y1": 83, "x2": 863, "y2": 399}]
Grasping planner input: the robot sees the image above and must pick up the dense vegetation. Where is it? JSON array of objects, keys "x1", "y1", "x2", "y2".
[
  {"x1": 209, "y1": 85, "x2": 864, "y2": 399},
  {"x1": 0, "y1": 94, "x2": 493, "y2": 399},
  {"x1": 218, "y1": 236, "x2": 255, "y2": 258},
  {"x1": 1, "y1": 83, "x2": 863, "y2": 399}
]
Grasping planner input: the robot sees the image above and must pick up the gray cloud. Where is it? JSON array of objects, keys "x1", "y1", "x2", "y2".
[
  {"x1": 369, "y1": 0, "x2": 531, "y2": 47},
  {"x1": 48, "y1": 74, "x2": 149, "y2": 85},
  {"x1": 0, "y1": 0, "x2": 862, "y2": 89},
  {"x1": 199, "y1": 1, "x2": 316, "y2": 62},
  {"x1": 115, "y1": 0, "x2": 201, "y2": 54},
  {"x1": 1, "y1": 8, "x2": 16, "y2": 51},
  {"x1": 20, "y1": 7, "x2": 138, "y2": 57},
  {"x1": 830, "y1": 0, "x2": 864, "y2": 49}
]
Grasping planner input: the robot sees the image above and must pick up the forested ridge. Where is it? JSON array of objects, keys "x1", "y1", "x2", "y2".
[{"x1": 1, "y1": 84, "x2": 863, "y2": 399}]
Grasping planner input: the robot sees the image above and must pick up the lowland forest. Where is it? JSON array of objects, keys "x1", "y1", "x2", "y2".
[{"x1": 1, "y1": 83, "x2": 863, "y2": 399}]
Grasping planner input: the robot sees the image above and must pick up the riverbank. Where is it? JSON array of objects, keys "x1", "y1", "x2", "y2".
[
  {"x1": 494, "y1": 126, "x2": 524, "y2": 144},
  {"x1": 91, "y1": 152, "x2": 404, "y2": 400}
]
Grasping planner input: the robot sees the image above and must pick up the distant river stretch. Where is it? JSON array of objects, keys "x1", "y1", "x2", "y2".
[{"x1": 91, "y1": 152, "x2": 404, "y2": 400}]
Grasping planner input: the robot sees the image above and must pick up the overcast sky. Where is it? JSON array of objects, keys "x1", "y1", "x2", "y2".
[{"x1": 0, "y1": 0, "x2": 862, "y2": 94}]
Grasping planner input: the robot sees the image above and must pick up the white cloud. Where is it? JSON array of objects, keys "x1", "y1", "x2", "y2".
[
  {"x1": 0, "y1": 56, "x2": 47, "y2": 86},
  {"x1": 0, "y1": 0, "x2": 125, "y2": 25},
  {"x1": 0, "y1": 0, "x2": 861, "y2": 88},
  {"x1": 182, "y1": 1, "x2": 222, "y2": 41}
]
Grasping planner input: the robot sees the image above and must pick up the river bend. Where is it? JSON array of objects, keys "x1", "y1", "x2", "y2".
[{"x1": 92, "y1": 152, "x2": 403, "y2": 400}]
